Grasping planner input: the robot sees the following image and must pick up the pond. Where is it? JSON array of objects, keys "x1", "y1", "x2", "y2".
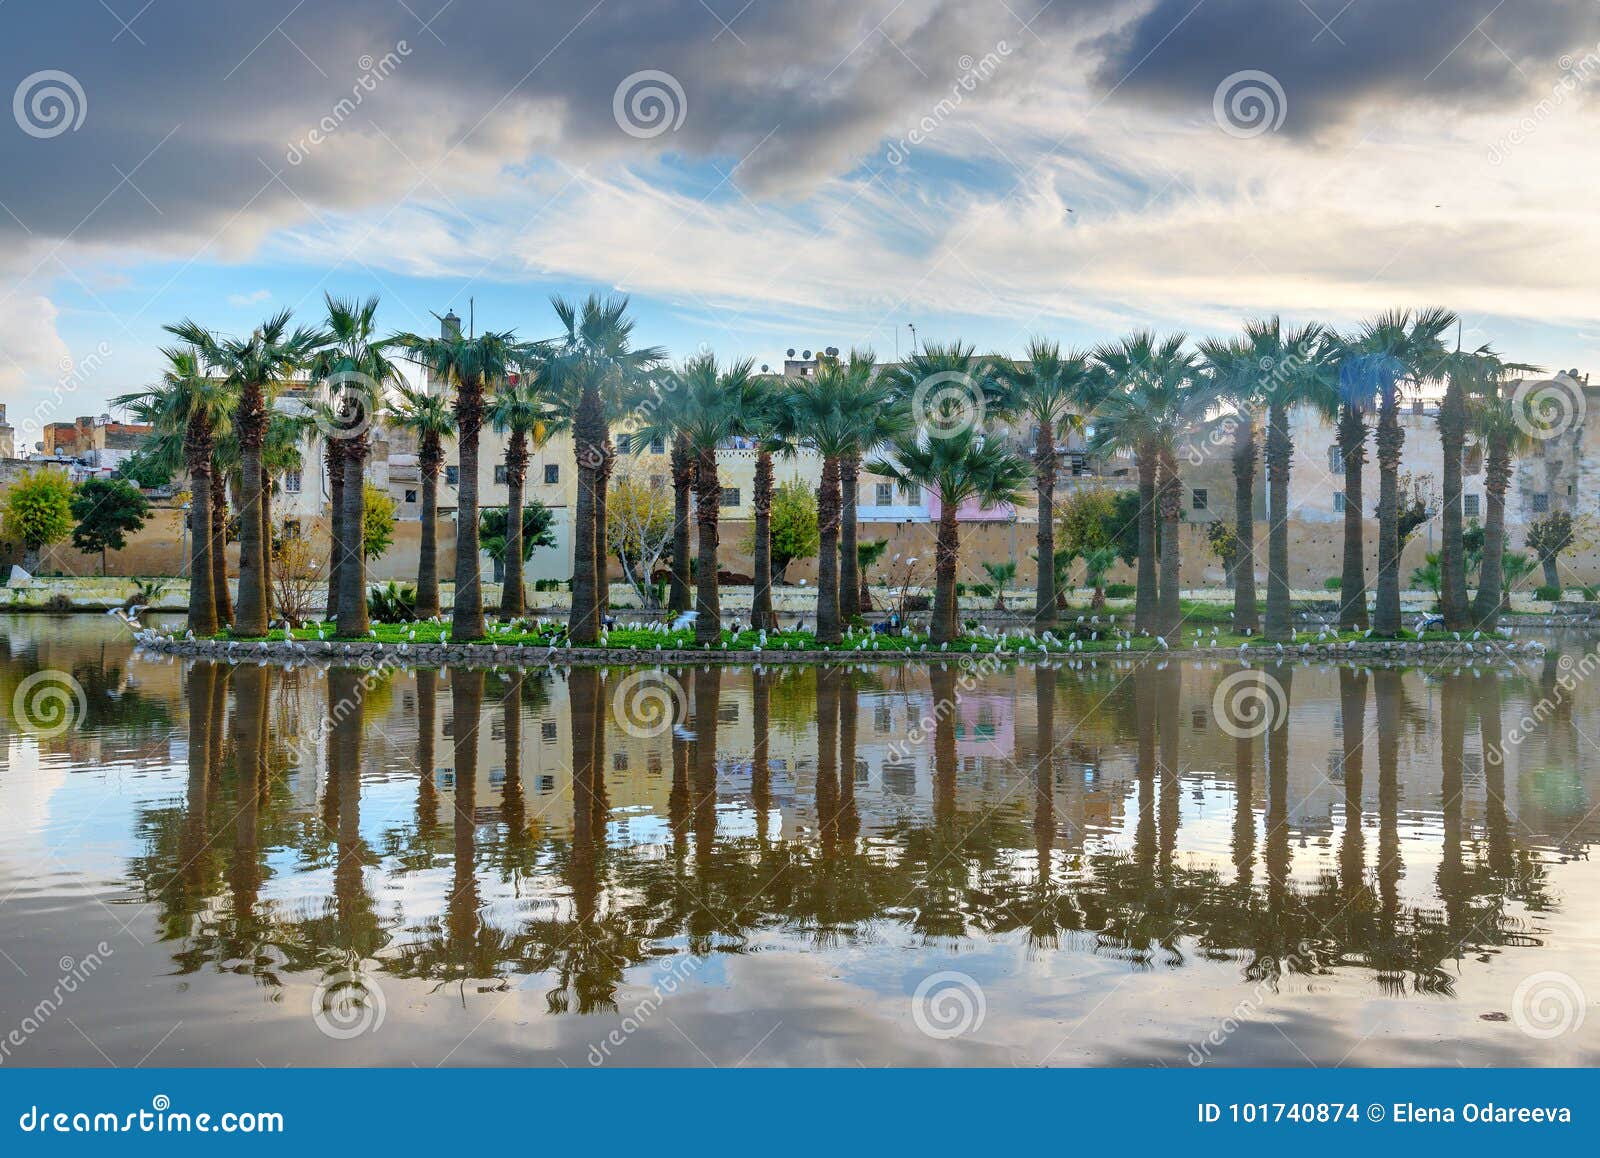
[{"x1": 1, "y1": 614, "x2": 1597, "y2": 1067}]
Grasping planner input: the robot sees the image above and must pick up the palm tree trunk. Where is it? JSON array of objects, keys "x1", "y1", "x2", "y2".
[
  {"x1": 1337, "y1": 405, "x2": 1369, "y2": 630},
  {"x1": 1374, "y1": 387, "x2": 1404, "y2": 636},
  {"x1": 336, "y1": 437, "x2": 370, "y2": 637},
  {"x1": 325, "y1": 438, "x2": 345, "y2": 623},
  {"x1": 453, "y1": 381, "x2": 487, "y2": 642},
  {"x1": 567, "y1": 386, "x2": 602, "y2": 643},
  {"x1": 500, "y1": 429, "x2": 527, "y2": 617},
  {"x1": 1135, "y1": 450, "x2": 1157, "y2": 633},
  {"x1": 840, "y1": 455, "x2": 860, "y2": 621},
  {"x1": 1439, "y1": 378, "x2": 1469, "y2": 630},
  {"x1": 1264, "y1": 401, "x2": 1292, "y2": 641},
  {"x1": 668, "y1": 435, "x2": 693, "y2": 614},
  {"x1": 415, "y1": 435, "x2": 441, "y2": 619},
  {"x1": 816, "y1": 456, "x2": 842, "y2": 643},
  {"x1": 751, "y1": 448, "x2": 775, "y2": 631},
  {"x1": 260, "y1": 467, "x2": 273, "y2": 621},
  {"x1": 693, "y1": 448, "x2": 721, "y2": 645},
  {"x1": 932, "y1": 505, "x2": 961, "y2": 645},
  {"x1": 235, "y1": 382, "x2": 268, "y2": 637},
  {"x1": 1231, "y1": 417, "x2": 1259, "y2": 633},
  {"x1": 186, "y1": 436, "x2": 219, "y2": 637},
  {"x1": 594, "y1": 434, "x2": 612, "y2": 622},
  {"x1": 211, "y1": 468, "x2": 231, "y2": 626},
  {"x1": 1157, "y1": 448, "x2": 1182, "y2": 640},
  {"x1": 1034, "y1": 419, "x2": 1058, "y2": 630},
  {"x1": 1472, "y1": 427, "x2": 1510, "y2": 629}
]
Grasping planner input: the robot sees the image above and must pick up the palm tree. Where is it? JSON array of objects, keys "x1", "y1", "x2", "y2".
[
  {"x1": 114, "y1": 346, "x2": 233, "y2": 636},
  {"x1": 745, "y1": 374, "x2": 790, "y2": 632},
  {"x1": 307, "y1": 296, "x2": 402, "y2": 638},
  {"x1": 171, "y1": 310, "x2": 323, "y2": 637},
  {"x1": 394, "y1": 328, "x2": 519, "y2": 642},
  {"x1": 780, "y1": 351, "x2": 899, "y2": 643},
  {"x1": 668, "y1": 434, "x2": 694, "y2": 614},
  {"x1": 1090, "y1": 332, "x2": 1208, "y2": 639},
  {"x1": 387, "y1": 382, "x2": 456, "y2": 619},
  {"x1": 1469, "y1": 362, "x2": 1540, "y2": 629},
  {"x1": 629, "y1": 354, "x2": 760, "y2": 644},
  {"x1": 998, "y1": 340, "x2": 1092, "y2": 629},
  {"x1": 1327, "y1": 347, "x2": 1376, "y2": 631},
  {"x1": 868, "y1": 426, "x2": 1030, "y2": 644},
  {"x1": 488, "y1": 373, "x2": 551, "y2": 618},
  {"x1": 1198, "y1": 334, "x2": 1261, "y2": 634},
  {"x1": 1241, "y1": 317, "x2": 1333, "y2": 642},
  {"x1": 543, "y1": 295, "x2": 664, "y2": 644},
  {"x1": 1347, "y1": 308, "x2": 1456, "y2": 636}
]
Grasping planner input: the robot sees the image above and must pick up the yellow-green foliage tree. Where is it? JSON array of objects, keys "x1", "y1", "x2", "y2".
[
  {"x1": 3, "y1": 469, "x2": 76, "y2": 574},
  {"x1": 361, "y1": 482, "x2": 396, "y2": 561}
]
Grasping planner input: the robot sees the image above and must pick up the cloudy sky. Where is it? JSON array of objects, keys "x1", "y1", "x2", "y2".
[{"x1": 3, "y1": 0, "x2": 1599, "y2": 440}]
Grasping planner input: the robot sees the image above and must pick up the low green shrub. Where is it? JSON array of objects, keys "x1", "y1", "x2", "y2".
[{"x1": 1534, "y1": 584, "x2": 1563, "y2": 602}]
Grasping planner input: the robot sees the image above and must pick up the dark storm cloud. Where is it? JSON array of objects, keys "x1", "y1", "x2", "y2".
[
  {"x1": 1, "y1": 0, "x2": 1596, "y2": 256},
  {"x1": 1091, "y1": 0, "x2": 1600, "y2": 134}
]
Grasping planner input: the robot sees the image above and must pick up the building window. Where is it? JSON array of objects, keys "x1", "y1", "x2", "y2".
[
  {"x1": 612, "y1": 750, "x2": 629, "y2": 771},
  {"x1": 875, "y1": 482, "x2": 893, "y2": 506},
  {"x1": 445, "y1": 466, "x2": 460, "y2": 486},
  {"x1": 494, "y1": 464, "x2": 508, "y2": 484},
  {"x1": 1191, "y1": 488, "x2": 1207, "y2": 511},
  {"x1": 1334, "y1": 492, "x2": 1346, "y2": 513},
  {"x1": 541, "y1": 720, "x2": 557, "y2": 742},
  {"x1": 649, "y1": 436, "x2": 665, "y2": 454},
  {"x1": 404, "y1": 489, "x2": 418, "y2": 504},
  {"x1": 615, "y1": 434, "x2": 631, "y2": 454},
  {"x1": 901, "y1": 484, "x2": 920, "y2": 503},
  {"x1": 282, "y1": 520, "x2": 301, "y2": 539},
  {"x1": 721, "y1": 487, "x2": 741, "y2": 507},
  {"x1": 649, "y1": 475, "x2": 663, "y2": 489},
  {"x1": 1464, "y1": 494, "x2": 1481, "y2": 518},
  {"x1": 282, "y1": 469, "x2": 301, "y2": 493},
  {"x1": 1532, "y1": 492, "x2": 1550, "y2": 513},
  {"x1": 1329, "y1": 446, "x2": 1344, "y2": 473},
  {"x1": 544, "y1": 464, "x2": 559, "y2": 485}
]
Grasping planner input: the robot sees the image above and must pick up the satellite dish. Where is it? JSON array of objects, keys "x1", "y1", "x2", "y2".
[
  {"x1": 760, "y1": 364, "x2": 769, "y2": 373},
  {"x1": 826, "y1": 346, "x2": 838, "y2": 357},
  {"x1": 803, "y1": 350, "x2": 812, "y2": 359},
  {"x1": 786, "y1": 348, "x2": 796, "y2": 357}
]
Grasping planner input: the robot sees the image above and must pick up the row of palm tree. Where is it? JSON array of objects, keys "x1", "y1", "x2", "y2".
[{"x1": 126, "y1": 290, "x2": 1540, "y2": 647}]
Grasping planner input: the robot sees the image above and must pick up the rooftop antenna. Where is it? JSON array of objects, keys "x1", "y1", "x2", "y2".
[
  {"x1": 907, "y1": 322, "x2": 919, "y2": 355},
  {"x1": 469, "y1": 296, "x2": 475, "y2": 339}
]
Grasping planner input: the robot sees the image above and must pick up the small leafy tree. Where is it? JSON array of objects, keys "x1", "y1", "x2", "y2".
[
  {"x1": 361, "y1": 482, "x2": 396, "y2": 562},
  {"x1": 1411, "y1": 551, "x2": 1442, "y2": 607},
  {"x1": 271, "y1": 526, "x2": 320, "y2": 627},
  {"x1": 1206, "y1": 521, "x2": 1240, "y2": 572},
  {"x1": 479, "y1": 501, "x2": 557, "y2": 578},
  {"x1": 1083, "y1": 545, "x2": 1118, "y2": 609},
  {"x1": 606, "y1": 468, "x2": 675, "y2": 609},
  {"x1": 766, "y1": 479, "x2": 819, "y2": 582},
  {"x1": 1527, "y1": 509, "x2": 1576, "y2": 590},
  {"x1": 982, "y1": 560, "x2": 1017, "y2": 610},
  {"x1": 113, "y1": 447, "x2": 174, "y2": 489},
  {"x1": 856, "y1": 538, "x2": 889, "y2": 611},
  {"x1": 2, "y1": 469, "x2": 75, "y2": 574},
  {"x1": 70, "y1": 477, "x2": 151, "y2": 574}
]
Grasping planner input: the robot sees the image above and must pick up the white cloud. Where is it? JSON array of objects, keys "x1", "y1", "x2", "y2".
[{"x1": 227, "y1": 289, "x2": 273, "y2": 306}]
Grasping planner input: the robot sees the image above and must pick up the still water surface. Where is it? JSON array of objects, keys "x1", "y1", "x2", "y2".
[{"x1": 2, "y1": 614, "x2": 1598, "y2": 1066}]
